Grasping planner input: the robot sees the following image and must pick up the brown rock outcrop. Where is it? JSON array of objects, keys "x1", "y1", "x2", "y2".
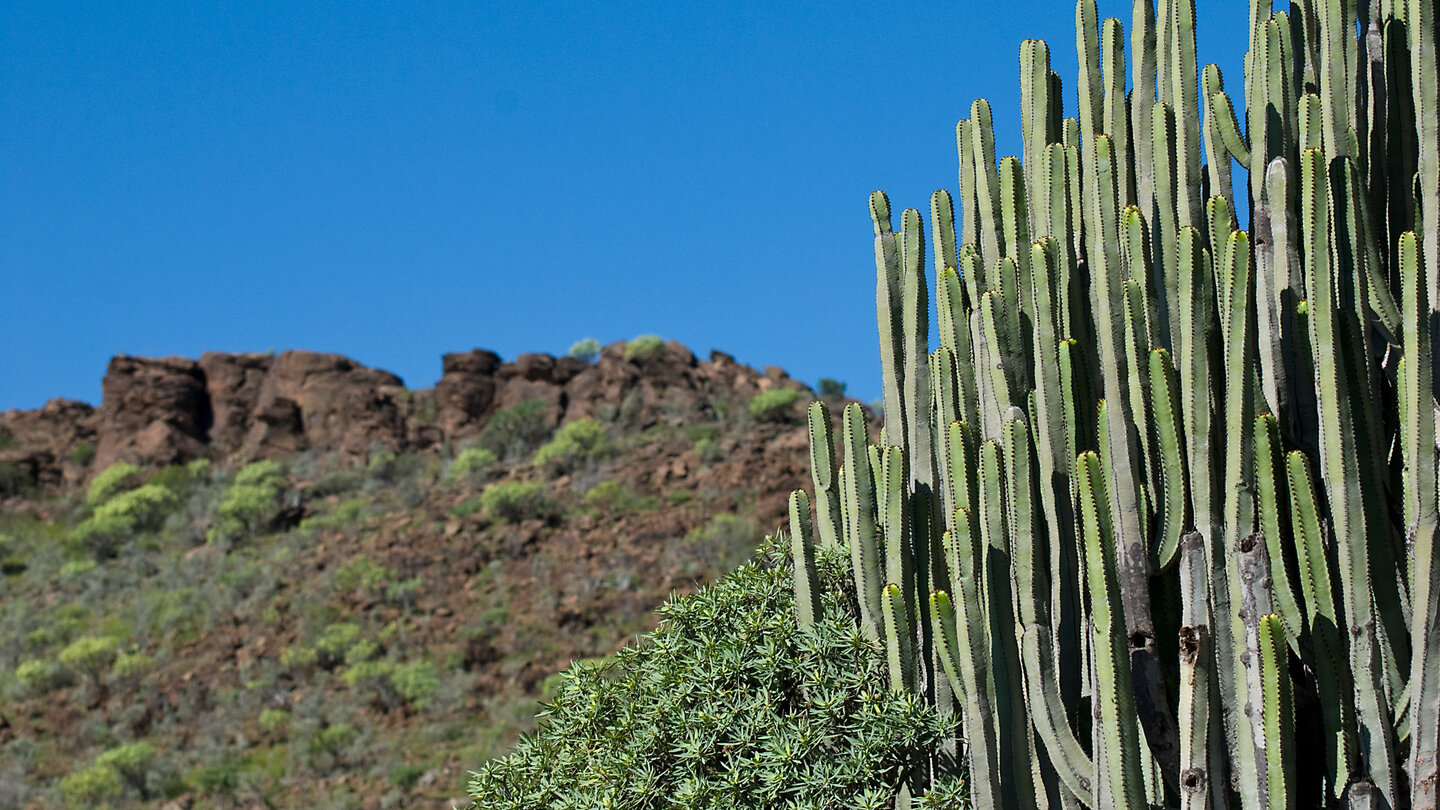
[
  {"x1": 4, "y1": 339, "x2": 820, "y2": 492},
  {"x1": 0, "y1": 398, "x2": 99, "y2": 490},
  {"x1": 93, "y1": 356, "x2": 210, "y2": 471},
  {"x1": 197, "y1": 352, "x2": 273, "y2": 453},
  {"x1": 240, "y1": 351, "x2": 407, "y2": 460},
  {"x1": 433, "y1": 350, "x2": 501, "y2": 441}
]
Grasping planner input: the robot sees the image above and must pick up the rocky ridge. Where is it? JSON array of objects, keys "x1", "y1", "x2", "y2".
[{"x1": 0, "y1": 340, "x2": 805, "y2": 495}]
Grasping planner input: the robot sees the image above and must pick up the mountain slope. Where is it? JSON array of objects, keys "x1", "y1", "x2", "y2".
[{"x1": 0, "y1": 339, "x2": 855, "y2": 809}]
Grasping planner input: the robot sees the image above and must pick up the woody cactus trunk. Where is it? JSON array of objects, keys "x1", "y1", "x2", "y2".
[{"x1": 786, "y1": 0, "x2": 1440, "y2": 807}]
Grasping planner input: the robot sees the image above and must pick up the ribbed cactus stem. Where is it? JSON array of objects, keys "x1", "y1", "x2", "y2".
[{"x1": 788, "y1": 491, "x2": 821, "y2": 628}]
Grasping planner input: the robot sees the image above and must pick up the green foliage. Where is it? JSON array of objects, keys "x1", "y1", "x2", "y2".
[
  {"x1": 449, "y1": 446, "x2": 499, "y2": 482},
  {"x1": 58, "y1": 558, "x2": 96, "y2": 579},
  {"x1": 87, "y1": 461, "x2": 142, "y2": 506},
  {"x1": 334, "y1": 555, "x2": 392, "y2": 595},
  {"x1": 746, "y1": 387, "x2": 801, "y2": 422},
  {"x1": 532, "y1": 418, "x2": 611, "y2": 471},
  {"x1": 466, "y1": 545, "x2": 961, "y2": 808},
  {"x1": 567, "y1": 338, "x2": 601, "y2": 364},
  {"x1": 817, "y1": 378, "x2": 847, "y2": 398},
  {"x1": 684, "y1": 514, "x2": 760, "y2": 573},
  {"x1": 314, "y1": 622, "x2": 363, "y2": 669},
  {"x1": 213, "y1": 460, "x2": 287, "y2": 539},
  {"x1": 259, "y1": 708, "x2": 291, "y2": 736},
  {"x1": 0, "y1": 462, "x2": 33, "y2": 496},
  {"x1": 386, "y1": 575, "x2": 425, "y2": 609},
  {"x1": 58, "y1": 635, "x2": 121, "y2": 679},
  {"x1": 388, "y1": 763, "x2": 428, "y2": 791},
  {"x1": 97, "y1": 741, "x2": 158, "y2": 794},
  {"x1": 623, "y1": 334, "x2": 664, "y2": 362},
  {"x1": 15, "y1": 658, "x2": 73, "y2": 695},
  {"x1": 71, "y1": 441, "x2": 97, "y2": 466},
  {"x1": 313, "y1": 723, "x2": 360, "y2": 757},
  {"x1": 793, "y1": 0, "x2": 1440, "y2": 804},
  {"x1": 480, "y1": 481, "x2": 554, "y2": 523},
  {"x1": 582, "y1": 479, "x2": 657, "y2": 513},
  {"x1": 346, "y1": 658, "x2": 441, "y2": 710},
  {"x1": 477, "y1": 400, "x2": 555, "y2": 461},
  {"x1": 188, "y1": 760, "x2": 240, "y2": 797},
  {"x1": 110, "y1": 649, "x2": 154, "y2": 684},
  {"x1": 59, "y1": 763, "x2": 123, "y2": 804},
  {"x1": 300, "y1": 496, "x2": 366, "y2": 534},
  {"x1": 76, "y1": 482, "x2": 177, "y2": 551},
  {"x1": 235, "y1": 459, "x2": 284, "y2": 488}
]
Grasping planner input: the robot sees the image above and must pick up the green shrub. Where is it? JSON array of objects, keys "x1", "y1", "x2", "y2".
[
  {"x1": 343, "y1": 659, "x2": 440, "y2": 710},
  {"x1": 59, "y1": 764, "x2": 123, "y2": 804},
  {"x1": 480, "y1": 481, "x2": 554, "y2": 523},
  {"x1": 214, "y1": 478, "x2": 279, "y2": 536},
  {"x1": 477, "y1": 400, "x2": 555, "y2": 460},
  {"x1": 110, "y1": 650, "x2": 154, "y2": 684},
  {"x1": 685, "y1": 514, "x2": 761, "y2": 574},
  {"x1": 58, "y1": 635, "x2": 121, "y2": 680},
  {"x1": 388, "y1": 763, "x2": 429, "y2": 791},
  {"x1": 583, "y1": 480, "x2": 658, "y2": 513},
  {"x1": 313, "y1": 723, "x2": 359, "y2": 756},
  {"x1": 624, "y1": 334, "x2": 665, "y2": 362},
  {"x1": 0, "y1": 462, "x2": 33, "y2": 496},
  {"x1": 746, "y1": 388, "x2": 802, "y2": 422},
  {"x1": 532, "y1": 418, "x2": 611, "y2": 471},
  {"x1": 279, "y1": 645, "x2": 319, "y2": 670},
  {"x1": 15, "y1": 658, "x2": 73, "y2": 695},
  {"x1": 567, "y1": 338, "x2": 601, "y2": 364},
  {"x1": 300, "y1": 496, "x2": 366, "y2": 534},
  {"x1": 188, "y1": 760, "x2": 240, "y2": 797},
  {"x1": 97, "y1": 741, "x2": 158, "y2": 796},
  {"x1": 89, "y1": 483, "x2": 177, "y2": 534},
  {"x1": 87, "y1": 462, "x2": 143, "y2": 506},
  {"x1": 234, "y1": 459, "x2": 284, "y2": 487},
  {"x1": 259, "y1": 708, "x2": 290, "y2": 737},
  {"x1": 465, "y1": 543, "x2": 960, "y2": 808},
  {"x1": 334, "y1": 555, "x2": 392, "y2": 595},
  {"x1": 386, "y1": 575, "x2": 425, "y2": 609},
  {"x1": 693, "y1": 436, "x2": 723, "y2": 464},
  {"x1": 315, "y1": 622, "x2": 363, "y2": 669},
  {"x1": 449, "y1": 446, "x2": 499, "y2": 481},
  {"x1": 311, "y1": 468, "x2": 365, "y2": 497},
  {"x1": 391, "y1": 660, "x2": 440, "y2": 709},
  {"x1": 1, "y1": 553, "x2": 25, "y2": 575},
  {"x1": 58, "y1": 558, "x2": 96, "y2": 579},
  {"x1": 818, "y1": 378, "x2": 847, "y2": 398},
  {"x1": 71, "y1": 441, "x2": 97, "y2": 466}
]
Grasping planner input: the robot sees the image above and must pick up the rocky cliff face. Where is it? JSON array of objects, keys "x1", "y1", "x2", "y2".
[{"x1": 0, "y1": 340, "x2": 807, "y2": 494}]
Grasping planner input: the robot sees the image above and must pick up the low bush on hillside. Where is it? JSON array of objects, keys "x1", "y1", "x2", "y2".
[
  {"x1": 87, "y1": 462, "x2": 143, "y2": 507},
  {"x1": 532, "y1": 418, "x2": 610, "y2": 472},
  {"x1": 567, "y1": 338, "x2": 600, "y2": 364},
  {"x1": 624, "y1": 334, "x2": 665, "y2": 362},
  {"x1": 72, "y1": 482, "x2": 178, "y2": 559},
  {"x1": 481, "y1": 481, "x2": 554, "y2": 524},
  {"x1": 478, "y1": 401, "x2": 555, "y2": 461},
  {"x1": 747, "y1": 388, "x2": 801, "y2": 422},
  {"x1": 212, "y1": 460, "x2": 286, "y2": 539},
  {"x1": 582, "y1": 479, "x2": 658, "y2": 514},
  {"x1": 449, "y1": 446, "x2": 499, "y2": 482},
  {"x1": 465, "y1": 541, "x2": 963, "y2": 808}
]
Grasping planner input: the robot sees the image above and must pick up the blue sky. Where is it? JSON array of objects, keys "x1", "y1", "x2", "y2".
[{"x1": 0, "y1": 0, "x2": 1251, "y2": 410}]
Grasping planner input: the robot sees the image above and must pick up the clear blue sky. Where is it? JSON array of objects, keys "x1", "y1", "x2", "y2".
[{"x1": 1, "y1": 0, "x2": 1251, "y2": 411}]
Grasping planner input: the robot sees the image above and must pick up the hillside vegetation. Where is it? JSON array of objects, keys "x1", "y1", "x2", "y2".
[{"x1": 0, "y1": 342, "x2": 840, "y2": 809}]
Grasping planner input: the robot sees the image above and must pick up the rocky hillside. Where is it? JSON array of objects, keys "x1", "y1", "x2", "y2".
[{"x1": 0, "y1": 339, "x2": 860, "y2": 810}]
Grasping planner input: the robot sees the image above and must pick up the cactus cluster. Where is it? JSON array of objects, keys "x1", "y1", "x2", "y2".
[{"x1": 787, "y1": 0, "x2": 1440, "y2": 807}]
